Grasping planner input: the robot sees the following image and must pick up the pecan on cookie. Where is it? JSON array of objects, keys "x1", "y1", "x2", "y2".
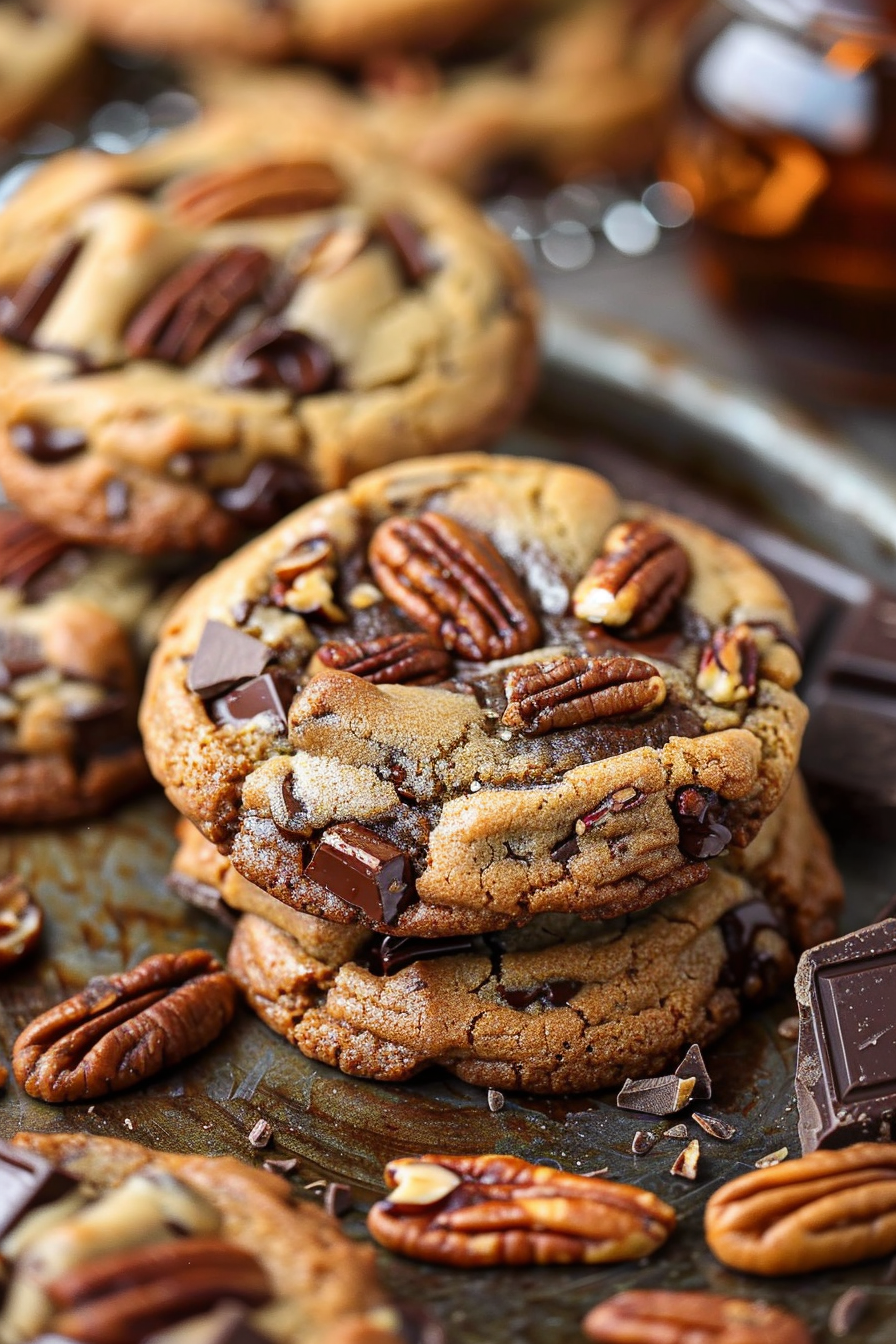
[
  {"x1": 367, "y1": 1154, "x2": 676, "y2": 1266},
  {"x1": 143, "y1": 454, "x2": 808, "y2": 938},
  {"x1": 705, "y1": 1143, "x2": 896, "y2": 1275},
  {"x1": 13, "y1": 950, "x2": 236, "y2": 1102},
  {"x1": 583, "y1": 1291, "x2": 811, "y2": 1344},
  {"x1": 0, "y1": 111, "x2": 536, "y2": 555}
]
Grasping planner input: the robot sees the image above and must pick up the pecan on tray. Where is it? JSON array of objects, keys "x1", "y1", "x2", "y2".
[
  {"x1": 366, "y1": 1154, "x2": 675, "y2": 1267},
  {"x1": 573, "y1": 520, "x2": 690, "y2": 638},
  {"x1": 12, "y1": 950, "x2": 236, "y2": 1102},
  {"x1": 125, "y1": 246, "x2": 271, "y2": 366},
  {"x1": 704, "y1": 1142, "x2": 896, "y2": 1275},
  {"x1": 166, "y1": 160, "x2": 345, "y2": 228},
  {"x1": 583, "y1": 1290, "x2": 811, "y2": 1344},
  {"x1": 0, "y1": 875, "x2": 42, "y2": 970},
  {"x1": 502, "y1": 655, "x2": 666, "y2": 735},
  {"x1": 697, "y1": 624, "x2": 760, "y2": 706},
  {"x1": 47, "y1": 1237, "x2": 270, "y2": 1344},
  {"x1": 368, "y1": 513, "x2": 540, "y2": 662},
  {"x1": 315, "y1": 632, "x2": 452, "y2": 685}
]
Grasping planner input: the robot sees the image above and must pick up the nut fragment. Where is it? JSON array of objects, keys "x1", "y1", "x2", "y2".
[
  {"x1": 705, "y1": 1142, "x2": 896, "y2": 1275},
  {"x1": 573, "y1": 520, "x2": 690, "y2": 638},
  {"x1": 314, "y1": 632, "x2": 451, "y2": 686},
  {"x1": 165, "y1": 160, "x2": 344, "y2": 228},
  {"x1": 369, "y1": 512, "x2": 540, "y2": 662},
  {"x1": 583, "y1": 1290, "x2": 812, "y2": 1344},
  {"x1": 755, "y1": 1148, "x2": 788, "y2": 1168},
  {"x1": 0, "y1": 875, "x2": 42, "y2": 970},
  {"x1": 670, "y1": 1140, "x2": 700, "y2": 1181},
  {"x1": 697, "y1": 625, "x2": 760, "y2": 705},
  {"x1": 272, "y1": 537, "x2": 332, "y2": 583},
  {"x1": 386, "y1": 1161, "x2": 462, "y2": 1209},
  {"x1": 501, "y1": 655, "x2": 665, "y2": 735},
  {"x1": 368, "y1": 1153, "x2": 675, "y2": 1267},
  {"x1": 12, "y1": 950, "x2": 236, "y2": 1102},
  {"x1": 693, "y1": 1114, "x2": 736, "y2": 1142}
]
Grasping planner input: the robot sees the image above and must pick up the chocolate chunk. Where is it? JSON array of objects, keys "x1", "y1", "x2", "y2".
[
  {"x1": 675, "y1": 1044, "x2": 712, "y2": 1100},
  {"x1": 828, "y1": 591, "x2": 896, "y2": 693},
  {"x1": 692, "y1": 1113, "x2": 735, "y2": 1141},
  {"x1": 828, "y1": 1287, "x2": 869, "y2": 1338},
  {"x1": 9, "y1": 421, "x2": 87, "y2": 464},
  {"x1": 167, "y1": 872, "x2": 236, "y2": 927},
  {"x1": 663, "y1": 1123, "x2": 689, "y2": 1140},
  {"x1": 673, "y1": 786, "x2": 732, "y2": 859},
  {"x1": 187, "y1": 621, "x2": 273, "y2": 700},
  {"x1": 214, "y1": 459, "x2": 314, "y2": 527},
  {"x1": 211, "y1": 670, "x2": 294, "y2": 732},
  {"x1": 631, "y1": 1130, "x2": 657, "y2": 1155},
  {"x1": 720, "y1": 898, "x2": 786, "y2": 1001},
  {"x1": 616, "y1": 1074, "x2": 695, "y2": 1115},
  {"x1": 104, "y1": 478, "x2": 130, "y2": 522},
  {"x1": 0, "y1": 239, "x2": 82, "y2": 344},
  {"x1": 324, "y1": 1182, "x2": 353, "y2": 1217},
  {"x1": 796, "y1": 918, "x2": 896, "y2": 1153},
  {"x1": 550, "y1": 834, "x2": 579, "y2": 865},
  {"x1": 67, "y1": 696, "x2": 136, "y2": 765},
  {"x1": 498, "y1": 979, "x2": 581, "y2": 1009},
  {"x1": 378, "y1": 212, "x2": 435, "y2": 286},
  {"x1": 487, "y1": 1088, "x2": 504, "y2": 1113},
  {"x1": 0, "y1": 512, "x2": 68, "y2": 590},
  {"x1": 305, "y1": 822, "x2": 415, "y2": 923},
  {"x1": 0, "y1": 628, "x2": 46, "y2": 687},
  {"x1": 0, "y1": 1140, "x2": 77, "y2": 1238},
  {"x1": 367, "y1": 933, "x2": 475, "y2": 976},
  {"x1": 224, "y1": 321, "x2": 335, "y2": 395}
]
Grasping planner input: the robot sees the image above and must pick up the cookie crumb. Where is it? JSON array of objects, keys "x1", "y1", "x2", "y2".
[
  {"x1": 828, "y1": 1287, "x2": 869, "y2": 1337},
  {"x1": 487, "y1": 1088, "x2": 505, "y2": 1113},
  {"x1": 248, "y1": 1118, "x2": 273, "y2": 1149},
  {"x1": 777, "y1": 1016, "x2": 800, "y2": 1041},
  {"x1": 670, "y1": 1139, "x2": 700, "y2": 1180},
  {"x1": 755, "y1": 1146, "x2": 788, "y2": 1168}
]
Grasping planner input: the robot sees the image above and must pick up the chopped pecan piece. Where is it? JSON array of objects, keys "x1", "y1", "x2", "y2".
[
  {"x1": 0, "y1": 875, "x2": 42, "y2": 970},
  {"x1": 166, "y1": 160, "x2": 345, "y2": 228},
  {"x1": 704, "y1": 1142, "x2": 896, "y2": 1275},
  {"x1": 367, "y1": 1154, "x2": 675, "y2": 1267},
  {"x1": 12, "y1": 949, "x2": 236, "y2": 1102},
  {"x1": 697, "y1": 624, "x2": 760, "y2": 705},
  {"x1": 573, "y1": 520, "x2": 690, "y2": 638},
  {"x1": 502, "y1": 655, "x2": 665, "y2": 735},
  {"x1": 0, "y1": 238, "x2": 82, "y2": 345},
  {"x1": 315, "y1": 632, "x2": 451, "y2": 685},
  {"x1": 48, "y1": 1236, "x2": 270, "y2": 1344},
  {"x1": 583, "y1": 1290, "x2": 812, "y2": 1344},
  {"x1": 369, "y1": 512, "x2": 540, "y2": 662},
  {"x1": 272, "y1": 536, "x2": 332, "y2": 582},
  {"x1": 125, "y1": 247, "x2": 271, "y2": 366}
]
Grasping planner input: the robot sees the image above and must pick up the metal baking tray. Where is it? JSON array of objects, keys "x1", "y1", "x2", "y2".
[{"x1": 2, "y1": 306, "x2": 896, "y2": 1342}]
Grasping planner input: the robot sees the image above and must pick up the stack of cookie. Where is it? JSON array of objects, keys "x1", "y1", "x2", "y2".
[{"x1": 144, "y1": 454, "x2": 843, "y2": 1095}]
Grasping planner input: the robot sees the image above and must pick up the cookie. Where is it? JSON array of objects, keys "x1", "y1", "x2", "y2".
[
  {"x1": 0, "y1": 110, "x2": 537, "y2": 555},
  {"x1": 143, "y1": 452, "x2": 808, "y2": 939},
  {"x1": 194, "y1": 0, "x2": 699, "y2": 195},
  {"x1": 45, "y1": 0, "x2": 508, "y2": 63},
  {"x1": 3, "y1": 1131, "x2": 406, "y2": 1343},
  {"x1": 0, "y1": 507, "x2": 179, "y2": 824},
  {"x1": 192, "y1": 777, "x2": 842, "y2": 1093},
  {"x1": 0, "y1": 4, "x2": 87, "y2": 141}
]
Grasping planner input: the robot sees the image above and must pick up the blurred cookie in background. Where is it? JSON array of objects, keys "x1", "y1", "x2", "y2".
[{"x1": 0, "y1": 3, "x2": 89, "y2": 142}]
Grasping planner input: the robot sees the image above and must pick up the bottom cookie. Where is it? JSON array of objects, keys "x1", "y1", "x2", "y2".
[{"x1": 170, "y1": 777, "x2": 841, "y2": 1094}]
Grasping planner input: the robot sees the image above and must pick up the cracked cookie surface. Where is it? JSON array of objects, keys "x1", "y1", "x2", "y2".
[
  {"x1": 0, "y1": 110, "x2": 537, "y2": 555},
  {"x1": 143, "y1": 454, "x2": 808, "y2": 937},
  {"x1": 173, "y1": 775, "x2": 842, "y2": 1093}
]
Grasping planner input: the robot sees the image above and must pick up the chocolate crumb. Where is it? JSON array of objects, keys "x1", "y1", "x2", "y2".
[
  {"x1": 777, "y1": 1015, "x2": 800, "y2": 1041},
  {"x1": 663, "y1": 1123, "x2": 689, "y2": 1140},
  {"x1": 487, "y1": 1088, "x2": 505, "y2": 1113},
  {"x1": 263, "y1": 1157, "x2": 297, "y2": 1176},
  {"x1": 755, "y1": 1146, "x2": 788, "y2": 1168},
  {"x1": 693, "y1": 1113, "x2": 735, "y2": 1141},
  {"x1": 617, "y1": 1074, "x2": 695, "y2": 1115},
  {"x1": 674, "y1": 1044, "x2": 712, "y2": 1100},
  {"x1": 828, "y1": 1287, "x2": 869, "y2": 1337},
  {"x1": 247, "y1": 1118, "x2": 272, "y2": 1149},
  {"x1": 324, "y1": 1182, "x2": 353, "y2": 1218},
  {"x1": 631, "y1": 1130, "x2": 657, "y2": 1155},
  {"x1": 670, "y1": 1139, "x2": 700, "y2": 1180}
]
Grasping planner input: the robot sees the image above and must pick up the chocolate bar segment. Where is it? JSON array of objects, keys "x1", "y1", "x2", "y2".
[
  {"x1": 0, "y1": 1140, "x2": 77, "y2": 1239},
  {"x1": 305, "y1": 822, "x2": 415, "y2": 923},
  {"x1": 796, "y1": 918, "x2": 896, "y2": 1153},
  {"x1": 212, "y1": 670, "x2": 295, "y2": 732},
  {"x1": 187, "y1": 621, "x2": 273, "y2": 700}
]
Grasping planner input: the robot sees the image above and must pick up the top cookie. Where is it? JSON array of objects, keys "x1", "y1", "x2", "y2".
[
  {"x1": 0, "y1": 109, "x2": 537, "y2": 555},
  {"x1": 141, "y1": 454, "x2": 808, "y2": 938},
  {"x1": 44, "y1": 0, "x2": 509, "y2": 63}
]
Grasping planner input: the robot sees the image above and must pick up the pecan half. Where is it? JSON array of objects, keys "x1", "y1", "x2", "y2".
[
  {"x1": 704, "y1": 1143, "x2": 896, "y2": 1275},
  {"x1": 48, "y1": 1237, "x2": 270, "y2": 1344},
  {"x1": 583, "y1": 1291, "x2": 811, "y2": 1344},
  {"x1": 0, "y1": 875, "x2": 42, "y2": 970},
  {"x1": 368, "y1": 513, "x2": 540, "y2": 662},
  {"x1": 367, "y1": 1154, "x2": 675, "y2": 1267},
  {"x1": 0, "y1": 238, "x2": 82, "y2": 345},
  {"x1": 697, "y1": 625, "x2": 760, "y2": 705},
  {"x1": 315, "y1": 633, "x2": 451, "y2": 685},
  {"x1": 166, "y1": 160, "x2": 344, "y2": 228},
  {"x1": 125, "y1": 247, "x2": 271, "y2": 366},
  {"x1": 12, "y1": 949, "x2": 236, "y2": 1102},
  {"x1": 501, "y1": 655, "x2": 665, "y2": 735},
  {"x1": 573, "y1": 520, "x2": 690, "y2": 638}
]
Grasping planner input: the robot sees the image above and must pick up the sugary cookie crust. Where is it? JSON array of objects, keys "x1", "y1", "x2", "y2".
[
  {"x1": 0, "y1": 112, "x2": 537, "y2": 555},
  {"x1": 143, "y1": 454, "x2": 807, "y2": 936},
  {"x1": 11, "y1": 1131, "x2": 402, "y2": 1344}
]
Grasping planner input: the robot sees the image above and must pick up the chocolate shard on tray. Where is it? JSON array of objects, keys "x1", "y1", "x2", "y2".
[
  {"x1": 616, "y1": 1074, "x2": 695, "y2": 1116},
  {"x1": 0, "y1": 1139, "x2": 77, "y2": 1239},
  {"x1": 187, "y1": 620, "x2": 274, "y2": 700},
  {"x1": 305, "y1": 822, "x2": 415, "y2": 923},
  {"x1": 795, "y1": 918, "x2": 896, "y2": 1153},
  {"x1": 675, "y1": 1044, "x2": 712, "y2": 1100}
]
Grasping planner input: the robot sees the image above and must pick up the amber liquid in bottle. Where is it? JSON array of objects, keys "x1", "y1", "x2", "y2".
[{"x1": 666, "y1": 1, "x2": 896, "y2": 401}]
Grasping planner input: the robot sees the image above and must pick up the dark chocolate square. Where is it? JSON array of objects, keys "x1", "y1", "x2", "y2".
[{"x1": 817, "y1": 955, "x2": 896, "y2": 1099}]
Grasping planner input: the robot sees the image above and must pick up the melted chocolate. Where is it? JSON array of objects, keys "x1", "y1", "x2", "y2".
[
  {"x1": 674, "y1": 786, "x2": 732, "y2": 859},
  {"x1": 366, "y1": 933, "x2": 476, "y2": 975},
  {"x1": 498, "y1": 979, "x2": 581, "y2": 1009},
  {"x1": 720, "y1": 898, "x2": 785, "y2": 1000}
]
